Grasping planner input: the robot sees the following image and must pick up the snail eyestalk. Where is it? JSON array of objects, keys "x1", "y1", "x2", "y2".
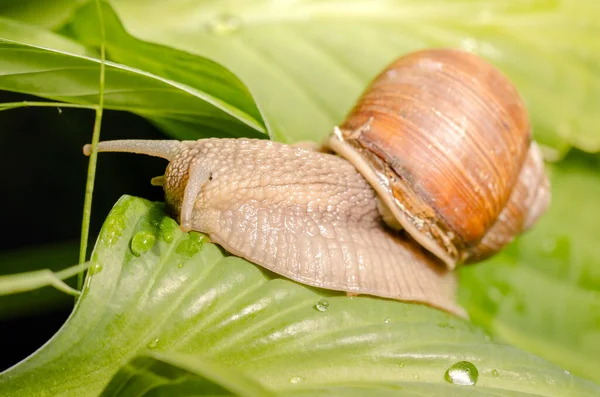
[
  {"x1": 82, "y1": 140, "x2": 182, "y2": 161},
  {"x1": 151, "y1": 176, "x2": 165, "y2": 187},
  {"x1": 180, "y1": 162, "x2": 210, "y2": 232}
]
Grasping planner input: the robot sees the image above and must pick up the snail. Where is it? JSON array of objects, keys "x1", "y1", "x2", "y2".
[{"x1": 83, "y1": 48, "x2": 550, "y2": 317}]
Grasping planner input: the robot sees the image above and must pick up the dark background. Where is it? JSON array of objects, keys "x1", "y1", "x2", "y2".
[{"x1": 0, "y1": 90, "x2": 170, "y2": 370}]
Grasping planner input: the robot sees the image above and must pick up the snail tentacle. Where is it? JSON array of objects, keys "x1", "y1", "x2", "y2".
[
  {"x1": 180, "y1": 162, "x2": 211, "y2": 232},
  {"x1": 83, "y1": 139, "x2": 181, "y2": 161}
]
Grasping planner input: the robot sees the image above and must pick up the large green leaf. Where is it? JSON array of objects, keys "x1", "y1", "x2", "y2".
[
  {"x1": 1, "y1": 195, "x2": 597, "y2": 396},
  {"x1": 65, "y1": 1, "x2": 271, "y2": 140},
  {"x1": 104, "y1": 351, "x2": 583, "y2": 397},
  {"x1": 105, "y1": 0, "x2": 600, "y2": 158},
  {"x1": 0, "y1": 35, "x2": 265, "y2": 139},
  {"x1": 459, "y1": 153, "x2": 600, "y2": 383}
]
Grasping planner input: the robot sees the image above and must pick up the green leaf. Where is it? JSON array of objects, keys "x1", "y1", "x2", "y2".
[
  {"x1": 104, "y1": 0, "x2": 600, "y2": 157},
  {"x1": 0, "y1": 16, "x2": 93, "y2": 56},
  {"x1": 0, "y1": 0, "x2": 84, "y2": 30},
  {"x1": 104, "y1": 352, "x2": 578, "y2": 397},
  {"x1": 65, "y1": 1, "x2": 270, "y2": 140},
  {"x1": 459, "y1": 153, "x2": 600, "y2": 383},
  {"x1": 100, "y1": 352, "x2": 274, "y2": 397},
  {"x1": 0, "y1": 37, "x2": 265, "y2": 139},
  {"x1": 1, "y1": 195, "x2": 597, "y2": 396}
]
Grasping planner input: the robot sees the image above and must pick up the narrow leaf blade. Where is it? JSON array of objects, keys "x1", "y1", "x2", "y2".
[{"x1": 0, "y1": 38, "x2": 265, "y2": 139}]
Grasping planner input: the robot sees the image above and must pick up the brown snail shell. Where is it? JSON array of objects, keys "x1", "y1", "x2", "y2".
[{"x1": 327, "y1": 48, "x2": 550, "y2": 269}]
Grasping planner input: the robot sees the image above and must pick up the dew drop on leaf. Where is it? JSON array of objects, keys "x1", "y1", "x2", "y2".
[
  {"x1": 444, "y1": 361, "x2": 479, "y2": 386},
  {"x1": 384, "y1": 317, "x2": 390, "y2": 324},
  {"x1": 175, "y1": 232, "x2": 206, "y2": 258},
  {"x1": 205, "y1": 13, "x2": 242, "y2": 35},
  {"x1": 491, "y1": 369, "x2": 500, "y2": 377},
  {"x1": 147, "y1": 337, "x2": 160, "y2": 349},
  {"x1": 315, "y1": 299, "x2": 329, "y2": 312},
  {"x1": 102, "y1": 217, "x2": 126, "y2": 246},
  {"x1": 159, "y1": 217, "x2": 177, "y2": 243},
  {"x1": 399, "y1": 362, "x2": 405, "y2": 368},
  {"x1": 177, "y1": 263, "x2": 184, "y2": 269},
  {"x1": 130, "y1": 230, "x2": 157, "y2": 256},
  {"x1": 189, "y1": 231, "x2": 208, "y2": 245},
  {"x1": 89, "y1": 263, "x2": 103, "y2": 275},
  {"x1": 289, "y1": 376, "x2": 303, "y2": 384}
]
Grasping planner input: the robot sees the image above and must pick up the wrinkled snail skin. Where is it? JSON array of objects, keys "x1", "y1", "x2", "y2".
[
  {"x1": 84, "y1": 138, "x2": 465, "y2": 317},
  {"x1": 328, "y1": 48, "x2": 549, "y2": 269}
]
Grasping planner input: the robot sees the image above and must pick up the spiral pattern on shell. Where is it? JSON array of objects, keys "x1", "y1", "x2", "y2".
[{"x1": 330, "y1": 48, "x2": 548, "y2": 267}]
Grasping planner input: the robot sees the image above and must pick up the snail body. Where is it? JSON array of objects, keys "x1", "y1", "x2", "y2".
[
  {"x1": 86, "y1": 138, "x2": 463, "y2": 316},
  {"x1": 84, "y1": 48, "x2": 550, "y2": 316}
]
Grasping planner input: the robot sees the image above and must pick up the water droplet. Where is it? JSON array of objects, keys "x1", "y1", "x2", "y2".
[
  {"x1": 176, "y1": 233, "x2": 205, "y2": 258},
  {"x1": 189, "y1": 231, "x2": 208, "y2": 245},
  {"x1": 161, "y1": 231, "x2": 174, "y2": 243},
  {"x1": 205, "y1": 13, "x2": 242, "y2": 35},
  {"x1": 147, "y1": 337, "x2": 160, "y2": 349},
  {"x1": 314, "y1": 299, "x2": 329, "y2": 312},
  {"x1": 444, "y1": 361, "x2": 479, "y2": 386},
  {"x1": 412, "y1": 373, "x2": 420, "y2": 380},
  {"x1": 384, "y1": 317, "x2": 390, "y2": 324},
  {"x1": 159, "y1": 217, "x2": 177, "y2": 243},
  {"x1": 398, "y1": 362, "x2": 405, "y2": 368},
  {"x1": 131, "y1": 230, "x2": 157, "y2": 256},
  {"x1": 102, "y1": 217, "x2": 126, "y2": 246},
  {"x1": 177, "y1": 262, "x2": 184, "y2": 269},
  {"x1": 89, "y1": 263, "x2": 103, "y2": 275},
  {"x1": 289, "y1": 376, "x2": 303, "y2": 384},
  {"x1": 564, "y1": 370, "x2": 571, "y2": 376},
  {"x1": 491, "y1": 369, "x2": 499, "y2": 377}
]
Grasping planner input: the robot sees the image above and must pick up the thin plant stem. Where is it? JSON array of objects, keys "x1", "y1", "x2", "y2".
[
  {"x1": 0, "y1": 262, "x2": 90, "y2": 297},
  {"x1": 78, "y1": 0, "x2": 107, "y2": 292},
  {"x1": 0, "y1": 101, "x2": 99, "y2": 112}
]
